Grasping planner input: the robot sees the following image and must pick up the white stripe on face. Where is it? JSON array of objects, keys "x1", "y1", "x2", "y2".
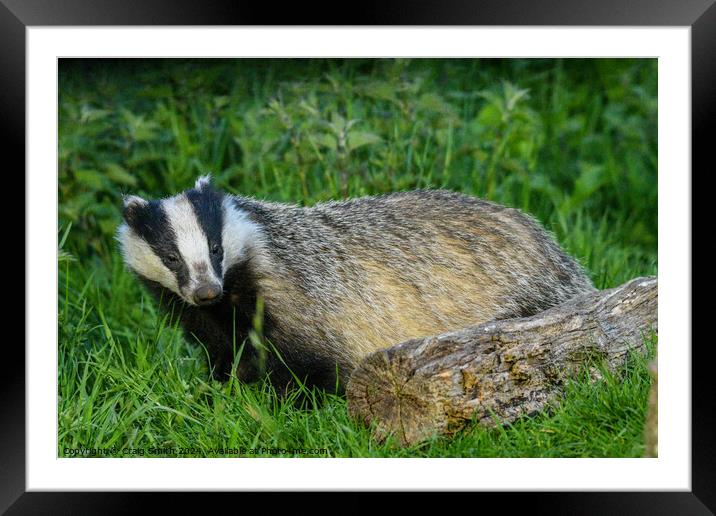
[
  {"x1": 117, "y1": 224, "x2": 180, "y2": 294},
  {"x1": 162, "y1": 194, "x2": 222, "y2": 295},
  {"x1": 221, "y1": 196, "x2": 263, "y2": 272}
]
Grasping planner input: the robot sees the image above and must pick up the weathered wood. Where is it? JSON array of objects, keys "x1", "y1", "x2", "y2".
[{"x1": 346, "y1": 276, "x2": 657, "y2": 446}]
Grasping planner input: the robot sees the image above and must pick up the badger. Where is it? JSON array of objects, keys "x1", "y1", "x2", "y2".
[{"x1": 117, "y1": 175, "x2": 595, "y2": 393}]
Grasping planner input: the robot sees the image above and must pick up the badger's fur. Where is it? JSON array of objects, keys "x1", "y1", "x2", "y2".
[{"x1": 117, "y1": 175, "x2": 595, "y2": 393}]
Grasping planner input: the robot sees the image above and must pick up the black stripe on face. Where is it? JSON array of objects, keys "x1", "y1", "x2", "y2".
[
  {"x1": 123, "y1": 199, "x2": 191, "y2": 289},
  {"x1": 186, "y1": 185, "x2": 224, "y2": 279}
]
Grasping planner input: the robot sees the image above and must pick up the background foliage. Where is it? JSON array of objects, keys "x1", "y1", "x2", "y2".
[{"x1": 58, "y1": 58, "x2": 657, "y2": 457}]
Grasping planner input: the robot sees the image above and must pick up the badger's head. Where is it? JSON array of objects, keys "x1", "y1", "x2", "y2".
[{"x1": 117, "y1": 175, "x2": 257, "y2": 306}]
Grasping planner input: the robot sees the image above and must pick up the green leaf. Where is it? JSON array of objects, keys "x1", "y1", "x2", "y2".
[
  {"x1": 80, "y1": 105, "x2": 111, "y2": 124},
  {"x1": 503, "y1": 82, "x2": 530, "y2": 111},
  {"x1": 58, "y1": 249, "x2": 76, "y2": 263},
  {"x1": 357, "y1": 81, "x2": 398, "y2": 103},
  {"x1": 98, "y1": 218, "x2": 119, "y2": 236},
  {"x1": 213, "y1": 96, "x2": 230, "y2": 110},
  {"x1": 347, "y1": 131, "x2": 382, "y2": 152},
  {"x1": 416, "y1": 93, "x2": 456, "y2": 117},
  {"x1": 59, "y1": 205, "x2": 80, "y2": 222},
  {"x1": 562, "y1": 163, "x2": 607, "y2": 212},
  {"x1": 315, "y1": 133, "x2": 337, "y2": 150},
  {"x1": 476, "y1": 103, "x2": 503, "y2": 128},
  {"x1": 329, "y1": 113, "x2": 347, "y2": 134},
  {"x1": 574, "y1": 163, "x2": 606, "y2": 199},
  {"x1": 104, "y1": 163, "x2": 138, "y2": 187},
  {"x1": 121, "y1": 109, "x2": 159, "y2": 142},
  {"x1": 58, "y1": 222, "x2": 73, "y2": 249},
  {"x1": 74, "y1": 169, "x2": 107, "y2": 190},
  {"x1": 85, "y1": 203, "x2": 117, "y2": 219}
]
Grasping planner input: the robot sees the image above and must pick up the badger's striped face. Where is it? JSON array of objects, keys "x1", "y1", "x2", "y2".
[{"x1": 117, "y1": 175, "x2": 239, "y2": 306}]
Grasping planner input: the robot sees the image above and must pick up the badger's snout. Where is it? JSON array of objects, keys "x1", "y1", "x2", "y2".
[{"x1": 193, "y1": 283, "x2": 222, "y2": 306}]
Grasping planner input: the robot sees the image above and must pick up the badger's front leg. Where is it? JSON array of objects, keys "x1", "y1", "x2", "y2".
[
  {"x1": 178, "y1": 304, "x2": 237, "y2": 382},
  {"x1": 208, "y1": 346, "x2": 234, "y2": 381}
]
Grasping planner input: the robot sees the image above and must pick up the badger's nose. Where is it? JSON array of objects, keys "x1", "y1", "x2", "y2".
[{"x1": 194, "y1": 284, "x2": 222, "y2": 306}]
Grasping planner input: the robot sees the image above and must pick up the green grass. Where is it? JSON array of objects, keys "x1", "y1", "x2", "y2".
[{"x1": 58, "y1": 58, "x2": 657, "y2": 457}]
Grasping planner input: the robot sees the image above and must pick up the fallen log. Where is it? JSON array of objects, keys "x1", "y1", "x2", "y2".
[{"x1": 346, "y1": 276, "x2": 657, "y2": 446}]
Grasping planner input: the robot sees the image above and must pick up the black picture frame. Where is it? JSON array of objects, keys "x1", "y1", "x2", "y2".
[{"x1": 6, "y1": 0, "x2": 714, "y2": 512}]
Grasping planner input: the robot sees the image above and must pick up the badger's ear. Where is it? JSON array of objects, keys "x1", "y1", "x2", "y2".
[
  {"x1": 122, "y1": 194, "x2": 147, "y2": 223},
  {"x1": 195, "y1": 174, "x2": 212, "y2": 190}
]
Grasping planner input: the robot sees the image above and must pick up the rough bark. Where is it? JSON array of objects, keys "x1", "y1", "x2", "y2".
[{"x1": 346, "y1": 276, "x2": 657, "y2": 446}]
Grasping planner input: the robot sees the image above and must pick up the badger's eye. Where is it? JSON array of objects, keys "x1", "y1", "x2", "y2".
[
  {"x1": 211, "y1": 244, "x2": 221, "y2": 255},
  {"x1": 166, "y1": 254, "x2": 179, "y2": 264}
]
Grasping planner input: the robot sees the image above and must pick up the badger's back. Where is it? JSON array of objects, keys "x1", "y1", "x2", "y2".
[{"x1": 232, "y1": 190, "x2": 595, "y2": 383}]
